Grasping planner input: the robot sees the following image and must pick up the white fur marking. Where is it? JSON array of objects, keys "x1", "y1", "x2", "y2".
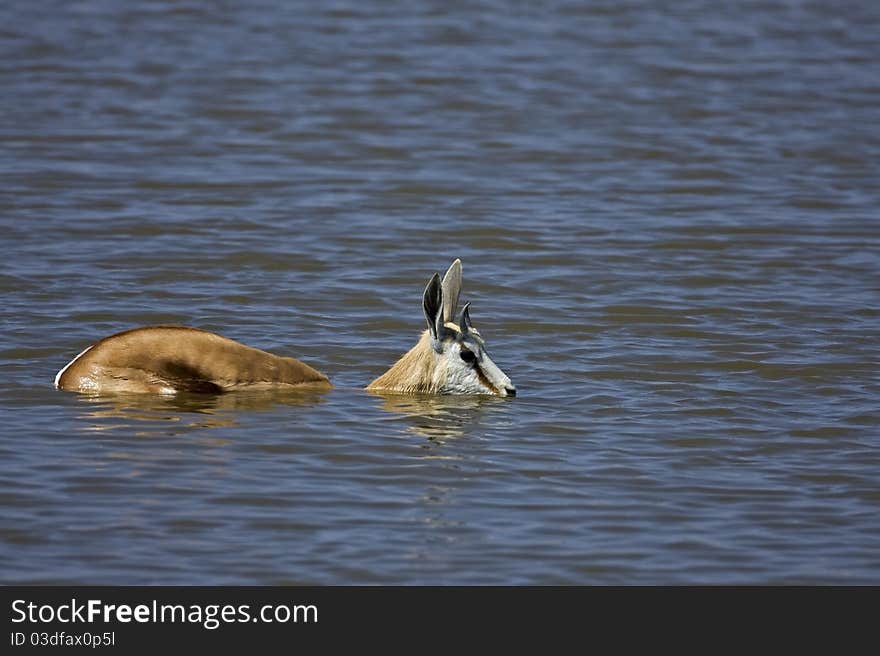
[{"x1": 54, "y1": 345, "x2": 94, "y2": 389}]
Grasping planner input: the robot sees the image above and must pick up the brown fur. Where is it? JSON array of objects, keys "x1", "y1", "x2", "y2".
[
  {"x1": 56, "y1": 325, "x2": 331, "y2": 394},
  {"x1": 366, "y1": 330, "x2": 440, "y2": 394}
]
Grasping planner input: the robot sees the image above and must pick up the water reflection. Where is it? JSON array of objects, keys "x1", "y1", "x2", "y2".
[
  {"x1": 73, "y1": 387, "x2": 330, "y2": 433},
  {"x1": 369, "y1": 392, "x2": 506, "y2": 442}
]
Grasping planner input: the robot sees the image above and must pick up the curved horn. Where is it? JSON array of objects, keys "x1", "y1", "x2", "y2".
[{"x1": 460, "y1": 302, "x2": 473, "y2": 335}]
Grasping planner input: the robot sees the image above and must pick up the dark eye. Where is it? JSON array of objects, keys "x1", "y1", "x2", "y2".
[{"x1": 460, "y1": 349, "x2": 477, "y2": 365}]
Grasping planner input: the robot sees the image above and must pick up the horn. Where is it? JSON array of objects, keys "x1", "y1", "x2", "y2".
[{"x1": 460, "y1": 302, "x2": 473, "y2": 334}]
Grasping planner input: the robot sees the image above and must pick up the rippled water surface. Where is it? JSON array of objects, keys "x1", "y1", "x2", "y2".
[{"x1": 2, "y1": 1, "x2": 879, "y2": 584}]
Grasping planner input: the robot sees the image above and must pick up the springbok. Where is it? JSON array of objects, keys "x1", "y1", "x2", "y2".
[
  {"x1": 54, "y1": 259, "x2": 515, "y2": 397},
  {"x1": 54, "y1": 325, "x2": 331, "y2": 394},
  {"x1": 366, "y1": 259, "x2": 516, "y2": 397}
]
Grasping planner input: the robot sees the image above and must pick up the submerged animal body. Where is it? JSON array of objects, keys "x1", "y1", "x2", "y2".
[
  {"x1": 366, "y1": 259, "x2": 515, "y2": 397},
  {"x1": 54, "y1": 259, "x2": 514, "y2": 398},
  {"x1": 54, "y1": 326, "x2": 330, "y2": 394}
]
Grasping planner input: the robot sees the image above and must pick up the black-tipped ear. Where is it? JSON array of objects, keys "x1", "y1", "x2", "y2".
[
  {"x1": 460, "y1": 302, "x2": 473, "y2": 334},
  {"x1": 423, "y1": 273, "x2": 443, "y2": 340}
]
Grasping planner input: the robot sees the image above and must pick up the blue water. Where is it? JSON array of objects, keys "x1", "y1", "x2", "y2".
[{"x1": 1, "y1": 0, "x2": 878, "y2": 583}]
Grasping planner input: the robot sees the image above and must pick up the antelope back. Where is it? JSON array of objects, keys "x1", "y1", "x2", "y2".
[{"x1": 55, "y1": 326, "x2": 331, "y2": 394}]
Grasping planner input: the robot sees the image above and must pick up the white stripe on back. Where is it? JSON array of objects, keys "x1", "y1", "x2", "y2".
[{"x1": 53, "y1": 345, "x2": 93, "y2": 389}]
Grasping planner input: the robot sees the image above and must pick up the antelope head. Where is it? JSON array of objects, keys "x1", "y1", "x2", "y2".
[{"x1": 367, "y1": 259, "x2": 516, "y2": 397}]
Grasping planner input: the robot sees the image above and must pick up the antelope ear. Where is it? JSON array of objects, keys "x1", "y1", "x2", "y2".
[
  {"x1": 440, "y1": 258, "x2": 462, "y2": 324},
  {"x1": 423, "y1": 272, "x2": 444, "y2": 340},
  {"x1": 460, "y1": 302, "x2": 473, "y2": 335}
]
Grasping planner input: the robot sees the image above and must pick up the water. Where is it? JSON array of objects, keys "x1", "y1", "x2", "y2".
[{"x1": 1, "y1": 0, "x2": 878, "y2": 584}]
